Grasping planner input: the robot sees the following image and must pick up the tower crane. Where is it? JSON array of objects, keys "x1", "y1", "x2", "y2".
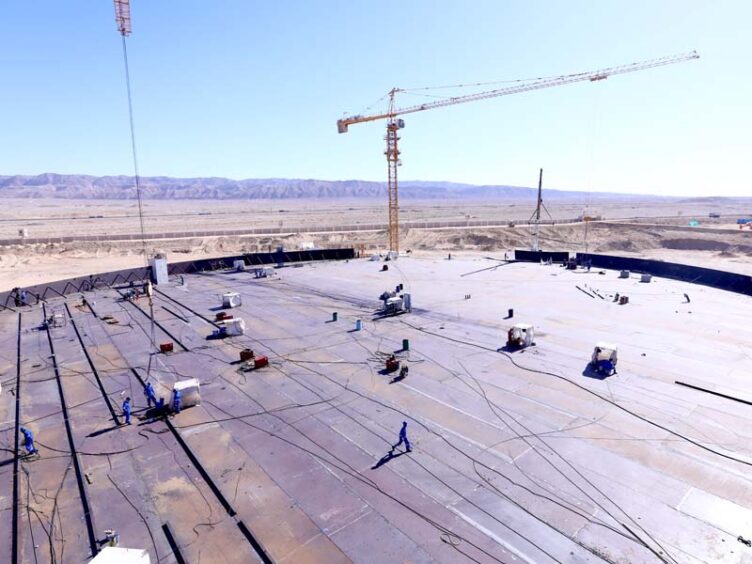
[{"x1": 337, "y1": 51, "x2": 699, "y2": 253}]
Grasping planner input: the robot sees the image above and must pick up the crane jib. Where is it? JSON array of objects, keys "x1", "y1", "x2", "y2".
[{"x1": 337, "y1": 50, "x2": 698, "y2": 252}]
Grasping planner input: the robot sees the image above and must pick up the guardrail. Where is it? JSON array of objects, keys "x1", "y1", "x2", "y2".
[{"x1": 513, "y1": 249, "x2": 752, "y2": 296}]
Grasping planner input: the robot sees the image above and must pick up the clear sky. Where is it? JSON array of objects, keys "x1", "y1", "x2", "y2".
[{"x1": 1, "y1": 1, "x2": 749, "y2": 196}]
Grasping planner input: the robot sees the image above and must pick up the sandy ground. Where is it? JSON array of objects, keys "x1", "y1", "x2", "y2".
[{"x1": 1, "y1": 198, "x2": 750, "y2": 291}]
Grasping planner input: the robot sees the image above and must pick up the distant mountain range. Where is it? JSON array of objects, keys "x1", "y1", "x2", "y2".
[{"x1": 0, "y1": 173, "x2": 658, "y2": 200}]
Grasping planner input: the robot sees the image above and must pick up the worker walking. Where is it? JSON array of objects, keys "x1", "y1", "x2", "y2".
[
  {"x1": 393, "y1": 421, "x2": 412, "y2": 453},
  {"x1": 172, "y1": 389, "x2": 182, "y2": 414},
  {"x1": 19, "y1": 427, "x2": 37, "y2": 455},
  {"x1": 122, "y1": 397, "x2": 132, "y2": 425},
  {"x1": 144, "y1": 382, "x2": 157, "y2": 408}
]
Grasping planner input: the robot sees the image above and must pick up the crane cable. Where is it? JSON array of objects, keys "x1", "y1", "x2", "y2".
[{"x1": 119, "y1": 30, "x2": 157, "y2": 378}]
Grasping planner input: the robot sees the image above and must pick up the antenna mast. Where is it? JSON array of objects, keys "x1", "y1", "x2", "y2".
[{"x1": 532, "y1": 168, "x2": 543, "y2": 252}]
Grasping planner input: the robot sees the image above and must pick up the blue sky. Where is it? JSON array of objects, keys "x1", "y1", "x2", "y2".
[{"x1": 0, "y1": 1, "x2": 749, "y2": 196}]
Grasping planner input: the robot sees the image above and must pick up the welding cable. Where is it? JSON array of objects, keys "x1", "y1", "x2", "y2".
[
  {"x1": 24, "y1": 471, "x2": 43, "y2": 564},
  {"x1": 34, "y1": 440, "x2": 140, "y2": 457},
  {"x1": 106, "y1": 472, "x2": 160, "y2": 561},
  {"x1": 171, "y1": 394, "x2": 349, "y2": 429},
  {"x1": 350, "y1": 326, "x2": 633, "y2": 527},
  {"x1": 200, "y1": 287, "x2": 633, "y2": 556},
  {"x1": 0, "y1": 394, "x2": 125, "y2": 435},
  {"x1": 201, "y1": 398, "x2": 508, "y2": 564},
  {"x1": 98, "y1": 270, "x2": 604, "y2": 556},
  {"x1": 21, "y1": 462, "x2": 68, "y2": 563},
  {"x1": 228, "y1": 350, "x2": 574, "y2": 562},
  {"x1": 280, "y1": 331, "x2": 647, "y2": 556},
  {"x1": 395, "y1": 326, "x2": 679, "y2": 562},
  {"x1": 164, "y1": 337, "x2": 502, "y2": 561},
  {"x1": 89, "y1": 323, "x2": 244, "y2": 555},
  {"x1": 400, "y1": 319, "x2": 752, "y2": 468},
  {"x1": 366, "y1": 320, "x2": 673, "y2": 563},
  {"x1": 317, "y1": 378, "x2": 626, "y2": 563},
  {"x1": 154, "y1": 268, "x2": 668, "y2": 560},
  {"x1": 113, "y1": 280, "x2": 600, "y2": 558},
  {"x1": 456, "y1": 364, "x2": 677, "y2": 564}
]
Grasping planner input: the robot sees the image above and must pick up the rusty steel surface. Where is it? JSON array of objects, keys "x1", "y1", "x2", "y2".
[{"x1": 2, "y1": 256, "x2": 751, "y2": 563}]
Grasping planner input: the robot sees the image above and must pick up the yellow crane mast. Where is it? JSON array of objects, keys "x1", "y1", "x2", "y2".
[{"x1": 337, "y1": 51, "x2": 699, "y2": 253}]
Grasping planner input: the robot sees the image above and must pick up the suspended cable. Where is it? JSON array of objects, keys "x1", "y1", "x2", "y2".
[
  {"x1": 115, "y1": 1, "x2": 157, "y2": 377},
  {"x1": 119, "y1": 35, "x2": 148, "y2": 263}
]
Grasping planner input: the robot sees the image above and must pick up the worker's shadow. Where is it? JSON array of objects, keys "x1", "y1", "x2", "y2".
[
  {"x1": 371, "y1": 449, "x2": 408, "y2": 470},
  {"x1": 498, "y1": 343, "x2": 536, "y2": 353},
  {"x1": 581, "y1": 364, "x2": 614, "y2": 380},
  {"x1": 87, "y1": 423, "x2": 123, "y2": 438}
]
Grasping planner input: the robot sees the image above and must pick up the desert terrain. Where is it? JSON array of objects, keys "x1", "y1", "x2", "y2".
[{"x1": 1, "y1": 196, "x2": 751, "y2": 292}]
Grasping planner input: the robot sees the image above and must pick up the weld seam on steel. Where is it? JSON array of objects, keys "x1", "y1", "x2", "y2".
[
  {"x1": 675, "y1": 381, "x2": 752, "y2": 406},
  {"x1": 118, "y1": 293, "x2": 190, "y2": 351},
  {"x1": 160, "y1": 305, "x2": 188, "y2": 323},
  {"x1": 237, "y1": 521, "x2": 274, "y2": 564},
  {"x1": 43, "y1": 304, "x2": 99, "y2": 557},
  {"x1": 129, "y1": 367, "x2": 274, "y2": 563},
  {"x1": 161, "y1": 523, "x2": 186, "y2": 564},
  {"x1": 154, "y1": 289, "x2": 219, "y2": 327},
  {"x1": 11, "y1": 313, "x2": 21, "y2": 564},
  {"x1": 64, "y1": 303, "x2": 121, "y2": 424}
]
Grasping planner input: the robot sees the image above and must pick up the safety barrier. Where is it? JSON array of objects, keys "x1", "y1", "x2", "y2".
[
  {"x1": 514, "y1": 250, "x2": 571, "y2": 263},
  {"x1": 576, "y1": 253, "x2": 752, "y2": 296},
  {"x1": 0, "y1": 248, "x2": 356, "y2": 311}
]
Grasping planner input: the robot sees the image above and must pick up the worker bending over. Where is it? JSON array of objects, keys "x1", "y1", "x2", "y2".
[{"x1": 20, "y1": 427, "x2": 37, "y2": 455}]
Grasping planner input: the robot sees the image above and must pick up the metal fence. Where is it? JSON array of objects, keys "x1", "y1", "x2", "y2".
[{"x1": 0, "y1": 218, "x2": 573, "y2": 247}]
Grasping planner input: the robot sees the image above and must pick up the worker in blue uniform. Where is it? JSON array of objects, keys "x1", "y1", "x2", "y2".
[
  {"x1": 393, "y1": 421, "x2": 412, "y2": 452},
  {"x1": 122, "y1": 397, "x2": 132, "y2": 425},
  {"x1": 144, "y1": 382, "x2": 157, "y2": 408},
  {"x1": 172, "y1": 389, "x2": 182, "y2": 414},
  {"x1": 20, "y1": 427, "x2": 37, "y2": 455}
]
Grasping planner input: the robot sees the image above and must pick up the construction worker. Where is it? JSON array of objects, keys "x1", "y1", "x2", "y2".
[
  {"x1": 122, "y1": 397, "x2": 132, "y2": 425},
  {"x1": 144, "y1": 382, "x2": 157, "y2": 408},
  {"x1": 19, "y1": 427, "x2": 37, "y2": 455},
  {"x1": 393, "y1": 421, "x2": 412, "y2": 453},
  {"x1": 172, "y1": 389, "x2": 182, "y2": 414}
]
